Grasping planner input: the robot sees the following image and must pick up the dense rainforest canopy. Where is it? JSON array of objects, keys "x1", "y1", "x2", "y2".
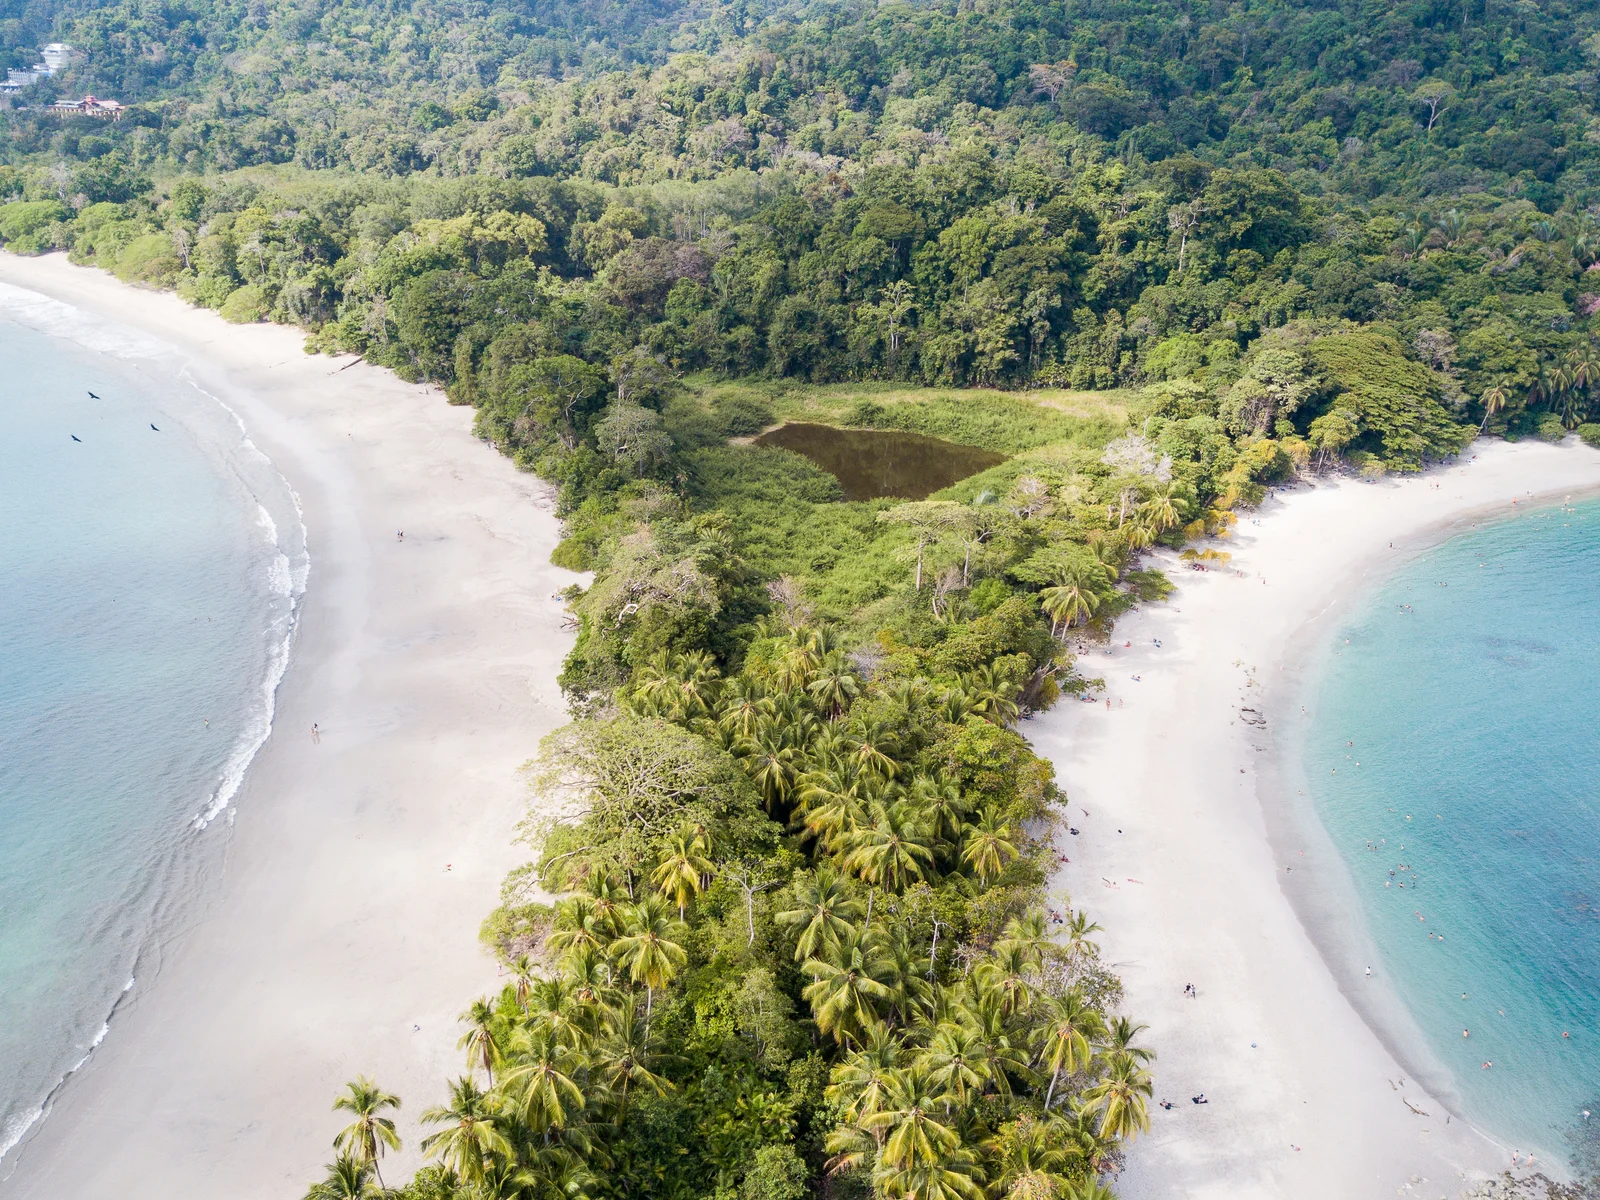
[
  {"x1": 1, "y1": 0, "x2": 1600, "y2": 437},
  {"x1": 2, "y1": 0, "x2": 1598, "y2": 1197}
]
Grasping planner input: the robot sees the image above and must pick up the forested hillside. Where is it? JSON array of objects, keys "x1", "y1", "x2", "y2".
[
  {"x1": 0, "y1": 0, "x2": 1598, "y2": 436},
  {"x1": 2, "y1": 0, "x2": 1598, "y2": 1197}
]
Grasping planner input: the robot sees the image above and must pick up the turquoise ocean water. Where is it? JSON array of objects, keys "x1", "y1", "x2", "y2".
[
  {"x1": 0, "y1": 288, "x2": 306, "y2": 1166},
  {"x1": 1305, "y1": 496, "x2": 1600, "y2": 1169}
]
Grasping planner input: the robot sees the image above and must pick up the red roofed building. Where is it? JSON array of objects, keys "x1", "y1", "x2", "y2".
[{"x1": 48, "y1": 95, "x2": 123, "y2": 119}]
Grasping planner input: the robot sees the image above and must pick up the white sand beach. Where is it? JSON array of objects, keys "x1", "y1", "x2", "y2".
[
  {"x1": 0, "y1": 252, "x2": 578, "y2": 1197},
  {"x1": 1032, "y1": 439, "x2": 1600, "y2": 1198}
]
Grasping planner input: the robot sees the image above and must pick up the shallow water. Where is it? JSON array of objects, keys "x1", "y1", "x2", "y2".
[
  {"x1": 0, "y1": 300, "x2": 305, "y2": 1165},
  {"x1": 752, "y1": 422, "x2": 1006, "y2": 500},
  {"x1": 1306, "y1": 497, "x2": 1600, "y2": 1166}
]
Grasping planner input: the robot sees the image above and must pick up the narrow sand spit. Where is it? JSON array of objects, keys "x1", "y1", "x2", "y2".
[
  {"x1": 0, "y1": 252, "x2": 579, "y2": 1198},
  {"x1": 1032, "y1": 439, "x2": 1600, "y2": 1199}
]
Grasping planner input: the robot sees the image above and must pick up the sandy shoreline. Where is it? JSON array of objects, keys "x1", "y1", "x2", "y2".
[
  {"x1": 1033, "y1": 439, "x2": 1600, "y2": 1198},
  {"x1": 0, "y1": 253, "x2": 577, "y2": 1197}
]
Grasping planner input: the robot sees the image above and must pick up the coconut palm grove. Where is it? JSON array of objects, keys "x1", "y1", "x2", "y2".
[{"x1": 3, "y1": 0, "x2": 1600, "y2": 1193}]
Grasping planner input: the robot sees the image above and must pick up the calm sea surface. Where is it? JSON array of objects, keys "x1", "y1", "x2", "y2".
[
  {"x1": 0, "y1": 292, "x2": 305, "y2": 1166},
  {"x1": 1306, "y1": 496, "x2": 1600, "y2": 1168}
]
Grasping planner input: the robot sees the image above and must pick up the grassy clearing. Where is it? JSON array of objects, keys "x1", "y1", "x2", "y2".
[
  {"x1": 653, "y1": 379, "x2": 1140, "y2": 630},
  {"x1": 680, "y1": 375, "x2": 1133, "y2": 455}
]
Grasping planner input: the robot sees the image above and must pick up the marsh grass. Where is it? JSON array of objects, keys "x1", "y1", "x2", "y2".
[
  {"x1": 656, "y1": 380, "x2": 1137, "y2": 628},
  {"x1": 681, "y1": 376, "x2": 1131, "y2": 454}
]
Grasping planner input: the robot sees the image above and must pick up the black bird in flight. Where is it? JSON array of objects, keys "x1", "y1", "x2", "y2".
[
  {"x1": 70, "y1": 434, "x2": 81, "y2": 442},
  {"x1": 150, "y1": 424, "x2": 160, "y2": 431},
  {"x1": 87, "y1": 391, "x2": 100, "y2": 399}
]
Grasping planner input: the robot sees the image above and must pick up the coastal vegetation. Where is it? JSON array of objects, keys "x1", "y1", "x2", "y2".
[{"x1": 3, "y1": 0, "x2": 1598, "y2": 1194}]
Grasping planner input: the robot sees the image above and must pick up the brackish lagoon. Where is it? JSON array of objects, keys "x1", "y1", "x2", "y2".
[{"x1": 753, "y1": 422, "x2": 1006, "y2": 501}]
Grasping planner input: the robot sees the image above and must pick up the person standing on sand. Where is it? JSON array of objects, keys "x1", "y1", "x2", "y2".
[{"x1": 311, "y1": 723, "x2": 321, "y2": 744}]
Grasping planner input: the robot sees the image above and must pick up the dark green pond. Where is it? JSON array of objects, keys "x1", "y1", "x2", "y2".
[{"x1": 752, "y1": 422, "x2": 1007, "y2": 501}]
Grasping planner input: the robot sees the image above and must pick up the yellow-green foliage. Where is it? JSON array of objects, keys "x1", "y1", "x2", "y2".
[
  {"x1": 114, "y1": 233, "x2": 182, "y2": 285},
  {"x1": 0, "y1": 199, "x2": 67, "y2": 253},
  {"x1": 1217, "y1": 437, "x2": 1295, "y2": 507},
  {"x1": 219, "y1": 283, "x2": 269, "y2": 323}
]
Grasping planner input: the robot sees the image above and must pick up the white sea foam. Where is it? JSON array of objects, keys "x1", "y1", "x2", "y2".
[
  {"x1": 0, "y1": 282, "x2": 179, "y2": 365},
  {"x1": 186, "y1": 377, "x2": 307, "y2": 830},
  {"x1": 0, "y1": 977, "x2": 135, "y2": 1163}
]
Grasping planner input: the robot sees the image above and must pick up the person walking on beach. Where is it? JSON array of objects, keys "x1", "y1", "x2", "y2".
[{"x1": 311, "y1": 723, "x2": 321, "y2": 744}]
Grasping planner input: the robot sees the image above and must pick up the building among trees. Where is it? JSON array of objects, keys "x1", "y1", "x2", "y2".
[
  {"x1": 2, "y1": 43, "x2": 72, "y2": 93},
  {"x1": 46, "y1": 96, "x2": 122, "y2": 119}
]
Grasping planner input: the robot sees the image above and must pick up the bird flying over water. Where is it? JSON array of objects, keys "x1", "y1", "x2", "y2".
[
  {"x1": 87, "y1": 391, "x2": 100, "y2": 399},
  {"x1": 150, "y1": 424, "x2": 160, "y2": 431},
  {"x1": 70, "y1": 434, "x2": 81, "y2": 442}
]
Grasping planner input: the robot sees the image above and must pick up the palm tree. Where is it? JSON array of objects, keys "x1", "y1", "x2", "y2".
[
  {"x1": 545, "y1": 897, "x2": 606, "y2": 957},
  {"x1": 526, "y1": 977, "x2": 591, "y2": 1049},
  {"x1": 1061, "y1": 1179, "x2": 1117, "y2": 1200},
  {"x1": 1038, "y1": 564, "x2": 1103, "y2": 640},
  {"x1": 650, "y1": 830, "x2": 714, "y2": 918},
  {"x1": 960, "y1": 807, "x2": 1019, "y2": 889},
  {"x1": 499, "y1": 1024, "x2": 589, "y2": 1135},
  {"x1": 593, "y1": 997, "x2": 672, "y2": 1109},
  {"x1": 825, "y1": 1020, "x2": 906, "y2": 1135},
  {"x1": 907, "y1": 774, "x2": 969, "y2": 853},
  {"x1": 331, "y1": 1077, "x2": 401, "y2": 1189},
  {"x1": 873, "y1": 1151, "x2": 986, "y2": 1200},
  {"x1": 1063, "y1": 910, "x2": 1103, "y2": 963},
  {"x1": 419, "y1": 1076, "x2": 512, "y2": 1186},
  {"x1": 952, "y1": 984, "x2": 1032, "y2": 1097},
  {"x1": 1034, "y1": 990, "x2": 1106, "y2": 1109},
  {"x1": 1105, "y1": 1015, "x2": 1155, "y2": 1065},
  {"x1": 520, "y1": 1147, "x2": 599, "y2": 1200},
  {"x1": 973, "y1": 943, "x2": 1033, "y2": 1018},
  {"x1": 802, "y1": 926, "x2": 898, "y2": 1044},
  {"x1": 794, "y1": 767, "x2": 872, "y2": 855},
  {"x1": 1478, "y1": 379, "x2": 1509, "y2": 432},
  {"x1": 458, "y1": 998, "x2": 500, "y2": 1082},
  {"x1": 808, "y1": 650, "x2": 861, "y2": 719},
  {"x1": 921, "y1": 1023, "x2": 995, "y2": 1109},
  {"x1": 304, "y1": 1153, "x2": 380, "y2": 1200},
  {"x1": 846, "y1": 718, "x2": 902, "y2": 780},
  {"x1": 510, "y1": 954, "x2": 538, "y2": 1010},
  {"x1": 1562, "y1": 346, "x2": 1600, "y2": 426},
  {"x1": 777, "y1": 866, "x2": 865, "y2": 961},
  {"x1": 864, "y1": 1070, "x2": 965, "y2": 1172},
  {"x1": 994, "y1": 912, "x2": 1050, "y2": 966},
  {"x1": 741, "y1": 725, "x2": 800, "y2": 813},
  {"x1": 1082, "y1": 1051, "x2": 1153, "y2": 1142},
  {"x1": 881, "y1": 924, "x2": 935, "y2": 1023},
  {"x1": 559, "y1": 942, "x2": 617, "y2": 1017},
  {"x1": 611, "y1": 897, "x2": 688, "y2": 1022},
  {"x1": 1138, "y1": 483, "x2": 1182, "y2": 533},
  {"x1": 631, "y1": 650, "x2": 721, "y2": 720},
  {"x1": 936, "y1": 684, "x2": 982, "y2": 724},
  {"x1": 716, "y1": 677, "x2": 769, "y2": 740},
  {"x1": 967, "y1": 662, "x2": 1020, "y2": 727},
  {"x1": 844, "y1": 799, "x2": 935, "y2": 891},
  {"x1": 983, "y1": 1113, "x2": 1076, "y2": 1200}
]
